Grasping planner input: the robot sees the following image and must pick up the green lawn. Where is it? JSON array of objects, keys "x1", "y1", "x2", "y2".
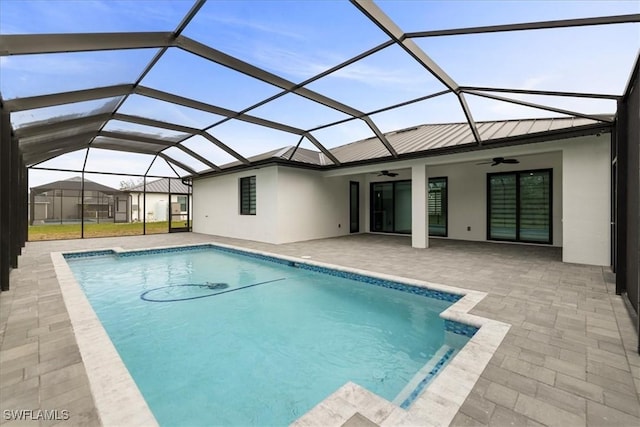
[{"x1": 28, "y1": 221, "x2": 190, "y2": 241}]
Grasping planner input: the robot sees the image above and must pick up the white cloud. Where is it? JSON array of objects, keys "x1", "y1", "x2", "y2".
[
  {"x1": 201, "y1": 13, "x2": 306, "y2": 40},
  {"x1": 2, "y1": 54, "x2": 96, "y2": 74},
  {"x1": 249, "y1": 45, "x2": 332, "y2": 79},
  {"x1": 332, "y1": 62, "x2": 420, "y2": 87}
]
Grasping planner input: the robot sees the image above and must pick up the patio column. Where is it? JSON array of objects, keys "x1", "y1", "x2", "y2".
[{"x1": 412, "y1": 164, "x2": 428, "y2": 248}]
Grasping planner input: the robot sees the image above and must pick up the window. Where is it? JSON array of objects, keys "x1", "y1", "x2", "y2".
[
  {"x1": 240, "y1": 176, "x2": 256, "y2": 215},
  {"x1": 488, "y1": 169, "x2": 552, "y2": 244},
  {"x1": 177, "y1": 195, "x2": 187, "y2": 212},
  {"x1": 428, "y1": 177, "x2": 447, "y2": 237},
  {"x1": 370, "y1": 180, "x2": 411, "y2": 234}
]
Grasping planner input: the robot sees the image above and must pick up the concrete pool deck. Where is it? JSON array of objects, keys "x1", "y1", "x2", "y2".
[{"x1": 1, "y1": 233, "x2": 639, "y2": 426}]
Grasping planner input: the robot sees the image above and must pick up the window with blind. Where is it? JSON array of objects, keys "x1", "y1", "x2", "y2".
[
  {"x1": 239, "y1": 176, "x2": 256, "y2": 215},
  {"x1": 428, "y1": 177, "x2": 448, "y2": 237},
  {"x1": 487, "y1": 169, "x2": 552, "y2": 244}
]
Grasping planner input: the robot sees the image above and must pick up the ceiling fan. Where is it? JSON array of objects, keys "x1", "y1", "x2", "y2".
[
  {"x1": 476, "y1": 157, "x2": 520, "y2": 166},
  {"x1": 375, "y1": 170, "x2": 399, "y2": 177}
]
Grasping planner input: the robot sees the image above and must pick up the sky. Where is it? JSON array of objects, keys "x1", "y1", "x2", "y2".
[{"x1": 0, "y1": 0, "x2": 638, "y2": 189}]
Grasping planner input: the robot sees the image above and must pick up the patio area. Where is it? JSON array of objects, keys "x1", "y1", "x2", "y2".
[{"x1": 0, "y1": 233, "x2": 638, "y2": 426}]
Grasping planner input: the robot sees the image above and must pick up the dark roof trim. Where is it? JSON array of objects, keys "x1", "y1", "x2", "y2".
[{"x1": 194, "y1": 121, "x2": 612, "y2": 181}]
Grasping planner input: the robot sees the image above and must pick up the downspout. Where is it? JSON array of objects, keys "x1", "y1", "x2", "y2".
[{"x1": 81, "y1": 171, "x2": 85, "y2": 238}]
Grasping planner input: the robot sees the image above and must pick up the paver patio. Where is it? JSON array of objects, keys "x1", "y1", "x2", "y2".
[{"x1": 1, "y1": 233, "x2": 638, "y2": 426}]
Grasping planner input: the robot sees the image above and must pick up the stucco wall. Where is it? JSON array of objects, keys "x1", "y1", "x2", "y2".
[
  {"x1": 193, "y1": 134, "x2": 611, "y2": 265},
  {"x1": 276, "y1": 167, "x2": 355, "y2": 243},
  {"x1": 193, "y1": 167, "x2": 279, "y2": 243},
  {"x1": 562, "y1": 136, "x2": 611, "y2": 265},
  {"x1": 423, "y1": 151, "x2": 563, "y2": 246},
  {"x1": 361, "y1": 152, "x2": 563, "y2": 246},
  {"x1": 193, "y1": 166, "x2": 359, "y2": 244}
]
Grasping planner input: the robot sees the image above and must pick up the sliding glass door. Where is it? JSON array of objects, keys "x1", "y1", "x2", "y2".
[
  {"x1": 519, "y1": 171, "x2": 552, "y2": 242},
  {"x1": 394, "y1": 181, "x2": 411, "y2": 233},
  {"x1": 488, "y1": 174, "x2": 517, "y2": 240},
  {"x1": 428, "y1": 177, "x2": 448, "y2": 236},
  {"x1": 371, "y1": 181, "x2": 411, "y2": 234},
  {"x1": 488, "y1": 169, "x2": 552, "y2": 244},
  {"x1": 349, "y1": 181, "x2": 359, "y2": 233}
]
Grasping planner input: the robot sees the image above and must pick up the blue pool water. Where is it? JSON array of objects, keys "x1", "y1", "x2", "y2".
[{"x1": 66, "y1": 246, "x2": 472, "y2": 426}]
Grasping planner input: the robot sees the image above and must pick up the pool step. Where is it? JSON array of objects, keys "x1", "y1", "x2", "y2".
[{"x1": 392, "y1": 344, "x2": 454, "y2": 408}]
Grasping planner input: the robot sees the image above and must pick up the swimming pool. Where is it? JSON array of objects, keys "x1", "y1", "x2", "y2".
[{"x1": 53, "y1": 243, "x2": 510, "y2": 426}]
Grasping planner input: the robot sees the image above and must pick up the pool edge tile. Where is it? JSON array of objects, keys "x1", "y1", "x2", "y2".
[
  {"x1": 51, "y1": 252, "x2": 159, "y2": 427},
  {"x1": 57, "y1": 242, "x2": 511, "y2": 427}
]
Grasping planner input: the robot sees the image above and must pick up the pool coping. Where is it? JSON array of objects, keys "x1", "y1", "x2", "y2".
[{"x1": 52, "y1": 242, "x2": 511, "y2": 427}]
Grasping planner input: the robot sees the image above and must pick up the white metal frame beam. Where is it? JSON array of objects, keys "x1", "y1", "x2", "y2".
[
  {"x1": 0, "y1": 32, "x2": 173, "y2": 56},
  {"x1": 20, "y1": 131, "x2": 98, "y2": 154},
  {"x1": 3, "y1": 0, "x2": 634, "y2": 180},
  {"x1": 463, "y1": 90, "x2": 615, "y2": 122},
  {"x1": 158, "y1": 152, "x2": 197, "y2": 176},
  {"x1": 178, "y1": 36, "x2": 397, "y2": 158},
  {"x1": 25, "y1": 143, "x2": 89, "y2": 166},
  {"x1": 113, "y1": 113, "x2": 200, "y2": 135},
  {"x1": 406, "y1": 14, "x2": 640, "y2": 38},
  {"x1": 200, "y1": 132, "x2": 250, "y2": 165},
  {"x1": 89, "y1": 142, "x2": 158, "y2": 156},
  {"x1": 112, "y1": 113, "x2": 247, "y2": 166},
  {"x1": 14, "y1": 113, "x2": 111, "y2": 138},
  {"x1": 174, "y1": 144, "x2": 221, "y2": 172},
  {"x1": 135, "y1": 86, "x2": 304, "y2": 135},
  {"x1": 459, "y1": 86, "x2": 621, "y2": 100},
  {"x1": 350, "y1": 0, "x2": 482, "y2": 144},
  {"x1": 4, "y1": 85, "x2": 133, "y2": 112}
]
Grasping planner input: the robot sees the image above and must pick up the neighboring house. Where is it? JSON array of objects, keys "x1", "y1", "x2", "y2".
[
  {"x1": 29, "y1": 177, "x2": 128, "y2": 224},
  {"x1": 28, "y1": 195, "x2": 50, "y2": 222},
  {"x1": 193, "y1": 117, "x2": 612, "y2": 267},
  {"x1": 127, "y1": 178, "x2": 192, "y2": 223}
]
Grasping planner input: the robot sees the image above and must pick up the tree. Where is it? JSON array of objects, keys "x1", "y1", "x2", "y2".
[{"x1": 119, "y1": 178, "x2": 144, "y2": 190}]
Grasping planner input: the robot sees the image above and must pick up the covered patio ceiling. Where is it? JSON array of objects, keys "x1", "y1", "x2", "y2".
[{"x1": 0, "y1": 0, "x2": 638, "y2": 182}]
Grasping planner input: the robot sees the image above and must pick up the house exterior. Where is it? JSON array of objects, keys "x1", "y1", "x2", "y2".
[
  {"x1": 29, "y1": 177, "x2": 128, "y2": 224},
  {"x1": 127, "y1": 178, "x2": 192, "y2": 223},
  {"x1": 192, "y1": 118, "x2": 611, "y2": 267}
]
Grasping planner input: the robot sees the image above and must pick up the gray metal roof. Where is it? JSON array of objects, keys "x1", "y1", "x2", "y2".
[
  {"x1": 215, "y1": 116, "x2": 609, "y2": 169},
  {"x1": 1, "y1": 1, "x2": 636, "y2": 180},
  {"x1": 127, "y1": 178, "x2": 190, "y2": 194},
  {"x1": 331, "y1": 116, "x2": 609, "y2": 164},
  {"x1": 30, "y1": 176, "x2": 122, "y2": 194},
  {"x1": 220, "y1": 146, "x2": 326, "y2": 169}
]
